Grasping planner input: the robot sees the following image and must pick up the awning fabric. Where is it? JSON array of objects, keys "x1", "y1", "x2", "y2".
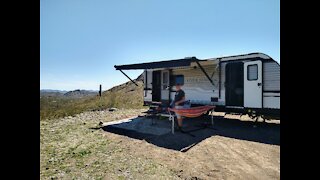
[{"x1": 114, "y1": 57, "x2": 205, "y2": 70}]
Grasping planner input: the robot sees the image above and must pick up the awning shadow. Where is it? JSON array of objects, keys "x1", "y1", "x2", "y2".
[{"x1": 98, "y1": 116, "x2": 280, "y2": 152}]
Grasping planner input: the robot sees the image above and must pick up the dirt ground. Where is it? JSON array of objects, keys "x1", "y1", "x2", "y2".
[
  {"x1": 40, "y1": 109, "x2": 279, "y2": 180},
  {"x1": 103, "y1": 114, "x2": 280, "y2": 180}
]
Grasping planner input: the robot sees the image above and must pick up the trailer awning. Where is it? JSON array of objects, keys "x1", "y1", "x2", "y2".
[
  {"x1": 114, "y1": 56, "x2": 215, "y2": 87},
  {"x1": 114, "y1": 57, "x2": 204, "y2": 70}
]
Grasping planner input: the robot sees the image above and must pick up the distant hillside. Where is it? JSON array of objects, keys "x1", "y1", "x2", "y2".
[
  {"x1": 41, "y1": 89, "x2": 68, "y2": 93},
  {"x1": 63, "y1": 89, "x2": 98, "y2": 98},
  {"x1": 136, "y1": 73, "x2": 144, "y2": 81},
  {"x1": 40, "y1": 73, "x2": 145, "y2": 120},
  {"x1": 40, "y1": 90, "x2": 66, "y2": 97},
  {"x1": 101, "y1": 77, "x2": 144, "y2": 108}
]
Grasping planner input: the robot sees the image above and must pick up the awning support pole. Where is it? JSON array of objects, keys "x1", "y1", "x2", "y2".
[
  {"x1": 119, "y1": 69, "x2": 138, "y2": 86},
  {"x1": 218, "y1": 59, "x2": 221, "y2": 98},
  {"x1": 144, "y1": 70, "x2": 147, "y2": 97},
  {"x1": 169, "y1": 69, "x2": 172, "y2": 103},
  {"x1": 195, "y1": 61, "x2": 214, "y2": 86}
]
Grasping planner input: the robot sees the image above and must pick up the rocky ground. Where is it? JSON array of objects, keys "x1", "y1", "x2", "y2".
[{"x1": 40, "y1": 108, "x2": 280, "y2": 180}]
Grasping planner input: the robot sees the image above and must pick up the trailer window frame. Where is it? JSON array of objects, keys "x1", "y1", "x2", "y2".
[
  {"x1": 170, "y1": 75, "x2": 185, "y2": 86},
  {"x1": 247, "y1": 64, "x2": 258, "y2": 81},
  {"x1": 162, "y1": 71, "x2": 169, "y2": 90}
]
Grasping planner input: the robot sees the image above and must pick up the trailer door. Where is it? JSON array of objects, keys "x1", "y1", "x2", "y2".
[
  {"x1": 161, "y1": 70, "x2": 170, "y2": 101},
  {"x1": 225, "y1": 62, "x2": 244, "y2": 107},
  {"x1": 244, "y1": 61, "x2": 262, "y2": 108},
  {"x1": 144, "y1": 70, "x2": 153, "y2": 102}
]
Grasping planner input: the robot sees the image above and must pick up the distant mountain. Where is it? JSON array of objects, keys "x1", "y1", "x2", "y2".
[
  {"x1": 40, "y1": 89, "x2": 98, "y2": 98},
  {"x1": 40, "y1": 73, "x2": 142, "y2": 99},
  {"x1": 40, "y1": 89, "x2": 66, "y2": 97},
  {"x1": 63, "y1": 89, "x2": 98, "y2": 98},
  {"x1": 41, "y1": 89, "x2": 68, "y2": 93},
  {"x1": 41, "y1": 74, "x2": 145, "y2": 119}
]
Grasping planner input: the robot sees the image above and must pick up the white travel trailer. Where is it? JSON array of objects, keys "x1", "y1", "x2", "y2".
[{"x1": 114, "y1": 52, "x2": 280, "y2": 120}]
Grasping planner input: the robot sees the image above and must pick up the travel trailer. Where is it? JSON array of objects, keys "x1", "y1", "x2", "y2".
[{"x1": 114, "y1": 52, "x2": 280, "y2": 120}]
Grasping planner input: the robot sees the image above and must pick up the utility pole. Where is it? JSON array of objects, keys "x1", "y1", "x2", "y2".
[{"x1": 99, "y1": 84, "x2": 102, "y2": 110}]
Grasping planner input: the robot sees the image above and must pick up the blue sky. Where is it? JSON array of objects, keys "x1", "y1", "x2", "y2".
[{"x1": 40, "y1": 0, "x2": 280, "y2": 91}]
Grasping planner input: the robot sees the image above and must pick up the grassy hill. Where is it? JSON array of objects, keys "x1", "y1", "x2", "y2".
[{"x1": 40, "y1": 79, "x2": 144, "y2": 120}]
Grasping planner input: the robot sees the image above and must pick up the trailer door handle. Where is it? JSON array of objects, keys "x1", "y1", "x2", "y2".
[{"x1": 257, "y1": 83, "x2": 262, "y2": 86}]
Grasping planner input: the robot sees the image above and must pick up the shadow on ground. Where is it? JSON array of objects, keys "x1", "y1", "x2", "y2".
[{"x1": 98, "y1": 115, "x2": 280, "y2": 152}]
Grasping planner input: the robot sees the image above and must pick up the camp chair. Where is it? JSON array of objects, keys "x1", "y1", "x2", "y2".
[{"x1": 167, "y1": 105, "x2": 215, "y2": 134}]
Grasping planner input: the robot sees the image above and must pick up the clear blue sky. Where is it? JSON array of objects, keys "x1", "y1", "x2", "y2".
[{"x1": 40, "y1": 0, "x2": 280, "y2": 91}]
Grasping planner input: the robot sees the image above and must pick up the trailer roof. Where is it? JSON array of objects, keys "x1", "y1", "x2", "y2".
[
  {"x1": 114, "y1": 52, "x2": 274, "y2": 70},
  {"x1": 206, "y1": 52, "x2": 272, "y2": 62}
]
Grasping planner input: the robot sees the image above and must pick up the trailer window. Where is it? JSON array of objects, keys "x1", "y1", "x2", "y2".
[
  {"x1": 163, "y1": 72, "x2": 168, "y2": 84},
  {"x1": 247, "y1": 64, "x2": 258, "y2": 80},
  {"x1": 162, "y1": 71, "x2": 169, "y2": 89},
  {"x1": 175, "y1": 75, "x2": 184, "y2": 85},
  {"x1": 170, "y1": 75, "x2": 185, "y2": 86}
]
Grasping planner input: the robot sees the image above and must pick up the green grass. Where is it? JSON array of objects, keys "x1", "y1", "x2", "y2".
[
  {"x1": 40, "y1": 81, "x2": 144, "y2": 120},
  {"x1": 40, "y1": 109, "x2": 176, "y2": 179},
  {"x1": 40, "y1": 80, "x2": 179, "y2": 179}
]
